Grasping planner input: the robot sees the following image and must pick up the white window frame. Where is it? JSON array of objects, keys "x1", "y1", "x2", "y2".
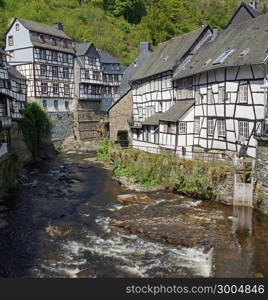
[
  {"x1": 207, "y1": 118, "x2": 214, "y2": 136},
  {"x1": 8, "y1": 36, "x2": 14, "y2": 46},
  {"x1": 178, "y1": 122, "x2": 187, "y2": 134},
  {"x1": 239, "y1": 121, "x2": 249, "y2": 139},
  {"x1": 238, "y1": 84, "x2": 248, "y2": 104},
  {"x1": 217, "y1": 119, "x2": 226, "y2": 137},
  {"x1": 207, "y1": 89, "x2": 214, "y2": 104}
]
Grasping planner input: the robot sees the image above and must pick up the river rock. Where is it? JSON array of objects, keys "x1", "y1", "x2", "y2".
[
  {"x1": 117, "y1": 194, "x2": 155, "y2": 205},
  {"x1": 45, "y1": 224, "x2": 72, "y2": 238}
]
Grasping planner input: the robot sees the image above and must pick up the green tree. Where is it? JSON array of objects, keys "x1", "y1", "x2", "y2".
[{"x1": 20, "y1": 102, "x2": 53, "y2": 159}]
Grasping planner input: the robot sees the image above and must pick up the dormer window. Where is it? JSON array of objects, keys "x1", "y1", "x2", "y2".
[
  {"x1": 213, "y1": 49, "x2": 235, "y2": 65},
  {"x1": 62, "y1": 39, "x2": 67, "y2": 48},
  {"x1": 51, "y1": 37, "x2": 57, "y2": 46},
  {"x1": 39, "y1": 34, "x2": 45, "y2": 43},
  {"x1": 16, "y1": 24, "x2": 20, "y2": 31}
]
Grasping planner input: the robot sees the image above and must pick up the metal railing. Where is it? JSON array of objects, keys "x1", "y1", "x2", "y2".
[{"x1": 127, "y1": 144, "x2": 230, "y2": 163}]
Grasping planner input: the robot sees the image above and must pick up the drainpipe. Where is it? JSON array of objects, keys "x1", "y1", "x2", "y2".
[{"x1": 174, "y1": 121, "x2": 179, "y2": 157}]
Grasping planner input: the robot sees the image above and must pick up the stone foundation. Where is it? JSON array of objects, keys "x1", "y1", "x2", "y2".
[
  {"x1": 255, "y1": 138, "x2": 268, "y2": 209},
  {"x1": 49, "y1": 112, "x2": 74, "y2": 142}
]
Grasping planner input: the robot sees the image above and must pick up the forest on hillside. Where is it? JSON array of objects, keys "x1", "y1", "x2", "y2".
[{"x1": 0, "y1": 0, "x2": 268, "y2": 66}]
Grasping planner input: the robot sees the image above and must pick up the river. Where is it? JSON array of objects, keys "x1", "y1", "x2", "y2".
[{"x1": 0, "y1": 152, "x2": 268, "y2": 278}]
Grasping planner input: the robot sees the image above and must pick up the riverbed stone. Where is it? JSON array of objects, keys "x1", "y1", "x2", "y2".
[{"x1": 117, "y1": 194, "x2": 155, "y2": 205}]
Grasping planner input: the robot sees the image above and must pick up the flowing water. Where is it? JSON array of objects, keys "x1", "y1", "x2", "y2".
[{"x1": 0, "y1": 152, "x2": 268, "y2": 278}]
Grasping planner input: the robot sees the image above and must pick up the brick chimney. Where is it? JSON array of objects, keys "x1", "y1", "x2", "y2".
[
  {"x1": 139, "y1": 42, "x2": 151, "y2": 54},
  {"x1": 54, "y1": 23, "x2": 64, "y2": 31}
]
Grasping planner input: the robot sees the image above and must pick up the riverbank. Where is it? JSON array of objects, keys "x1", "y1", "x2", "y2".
[{"x1": 96, "y1": 139, "x2": 234, "y2": 204}]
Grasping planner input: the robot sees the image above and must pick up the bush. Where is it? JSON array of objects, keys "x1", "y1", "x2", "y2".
[{"x1": 20, "y1": 102, "x2": 53, "y2": 159}]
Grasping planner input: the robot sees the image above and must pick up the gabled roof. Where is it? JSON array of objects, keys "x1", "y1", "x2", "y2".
[
  {"x1": 75, "y1": 42, "x2": 93, "y2": 56},
  {"x1": 119, "y1": 44, "x2": 152, "y2": 97},
  {"x1": 16, "y1": 18, "x2": 71, "y2": 40},
  {"x1": 160, "y1": 100, "x2": 195, "y2": 122},
  {"x1": 99, "y1": 51, "x2": 120, "y2": 64},
  {"x1": 173, "y1": 12, "x2": 268, "y2": 81},
  {"x1": 225, "y1": 2, "x2": 261, "y2": 28},
  {"x1": 131, "y1": 26, "x2": 211, "y2": 82},
  {"x1": 143, "y1": 113, "x2": 163, "y2": 126}
]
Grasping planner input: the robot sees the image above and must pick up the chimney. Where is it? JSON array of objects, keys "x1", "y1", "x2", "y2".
[
  {"x1": 248, "y1": 1, "x2": 258, "y2": 10},
  {"x1": 139, "y1": 42, "x2": 151, "y2": 54},
  {"x1": 54, "y1": 23, "x2": 64, "y2": 31}
]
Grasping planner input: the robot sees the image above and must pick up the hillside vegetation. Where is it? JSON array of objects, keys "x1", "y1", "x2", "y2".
[{"x1": 0, "y1": 0, "x2": 268, "y2": 66}]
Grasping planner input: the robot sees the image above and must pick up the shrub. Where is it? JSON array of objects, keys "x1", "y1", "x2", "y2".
[{"x1": 20, "y1": 102, "x2": 53, "y2": 159}]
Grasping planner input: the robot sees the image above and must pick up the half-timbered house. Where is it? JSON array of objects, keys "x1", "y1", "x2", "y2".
[
  {"x1": 0, "y1": 50, "x2": 27, "y2": 159},
  {"x1": 129, "y1": 26, "x2": 214, "y2": 153},
  {"x1": 5, "y1": 18, "x2": 75, "y2": 141}
]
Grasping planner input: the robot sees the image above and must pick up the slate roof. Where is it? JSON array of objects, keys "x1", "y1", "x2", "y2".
[
  {"x1": 143, "y1": 113, "x2": 163, "y2": 126},
  {"x1": 99, "y1": 51, "x2": 120, "y2": 64},
  {"x1": 173, "y1": 12, "x2": 268, "y2": 81},
  {"x1": 131, "y1": 27, "x2": 210, "y2": 81},
  {"x1": 30, "y1": 36, "x2": 75, "y2": 54},
  {"x1": 7, "y1": 65, "x2": 27, "y2": 80},
  {"x1": 225, "y1": 2, "x2": 262, "y2": 28},
  {"x1": 75, "y1": 42, "x2": 92, "y2": 56},
  {"x1": 119, "y1": 45, "x2": 152, "y2": 97},
  {"x1": 160, "y1": 100, "x2": 195, "y2": 122},
  {"x1": 17, "y1": 18, "x2": 71, "y2": 39}
]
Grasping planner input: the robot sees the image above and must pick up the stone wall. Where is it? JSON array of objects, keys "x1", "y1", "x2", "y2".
[
  {"x1": 49, "y1": 112, "x2": 74, "y2": 142},
  {"x1": 255, "y1": 138, "x2": 268, "y2": 209},
  {"x1": 109, "y1": 90, "x2": 133, "y2": 142},
  {"x1": 10, "y1": 121, "x2": 31, "y2": 163}
]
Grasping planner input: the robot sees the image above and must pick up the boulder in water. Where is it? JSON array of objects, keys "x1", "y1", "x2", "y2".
[
  {"x1": 45, "y1": 224, "x2": 72, "y2": 238},
  {"x1": 117, "y1": 194, "x2": 155, "y2": 205}
]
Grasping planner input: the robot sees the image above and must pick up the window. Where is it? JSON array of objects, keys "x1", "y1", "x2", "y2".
[
  {"x1": 114, "y1": 87, "x2": 119, "y2": 95},
  {"x1": 114, "y1": 74, "x2": 119, "y2": 82},
  {"x1": 178, "y1": 122, "x2": 187, "y2": 134},
  {"x1": 64, "y1": 84, "x2": 70, "y2": 95},
  {"x1": 62, "y1": 39, "x2": 67, "y2": 48},
  {"x1": 103, "y1": 74, "x2": 108, "y2": 82},
  {"x1": 167, "y1": 123, "x2": 176, "y2": 134},
  {"x1": 40, "y1": 64, "x2": 47, "y2": 76},
  {"x1": 39, "y1": 49, "x2": 46, "y2": 60},
  {"x1": 187, "y1": 77, "x2": 193, "y2": 98},
  {"x1": 217, "y1": 119, "x2": 226, "y2": 137},
  {"x1": 41, "y1": 83, "x2": 48, "y2": 94},
  {"x1": 207, "y1": 119, "x2": 214, "y2": 136},
  {"x1": 16, "y1": 24, "x2": 20, "y2": 31},
  {"x1": 65, "y1": 101, "x2": 69, "y2": 110},
  {"x1": 194, "y1": 118, "x2": 200, "y2": 134},
  {"x1": 63, "y1": 53, "x2": 68, "y2": 63},
  {"x1": 53, "y1": 83, "x2": 59, "y2": 94},
  {"x1": 108, "y1": 74, "x2": 113, "y2": 82},
  {"x1": 158, "y1": 102, "x2": 163, "y2": 112},
  {"x1": 63, "y1": 68, "x2": 69, "y2": 79},
  {"x1": 52, "y1": 51, "x2": 58, "y2": 61},
  {"x1": 39, "y1": 34, "x2": 45, "y2": 43},
  {"x1": 51, "y1": 37, "x2": 56, "y2": 46},
  {"x1": 218, "y1": 87, "x2": 225, "y2": 103},
  {"x1": 213, "y1": 49, "x2": 235, "y2": 65},
  {"x1": 42, "y1": 100, "x2": 47, "y2": 109},
  {"x1": 8, "y1": 36, "x2": 14, "y2": 46},
  {"x1": 93, "y1": 71, "x2": 100, "y2": 80},
  {"x1": 52, "y1": 66, "x2": 58, "y2": 77},
  {"x1": 238, "y1": 84, "x2": 248, "y2": 103},
  {"x1": 85, "y1": 70, "x2": 90, "y2": 79},
  {"x1": 54, "y1": 100, "x2": 58, "y2": 110},
  {"x1": 239, "y1": 121, "x2": 249, "y2": 139},
  {"x1": 208, "y1": 89, "x2": 214, "y2": 104}
]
